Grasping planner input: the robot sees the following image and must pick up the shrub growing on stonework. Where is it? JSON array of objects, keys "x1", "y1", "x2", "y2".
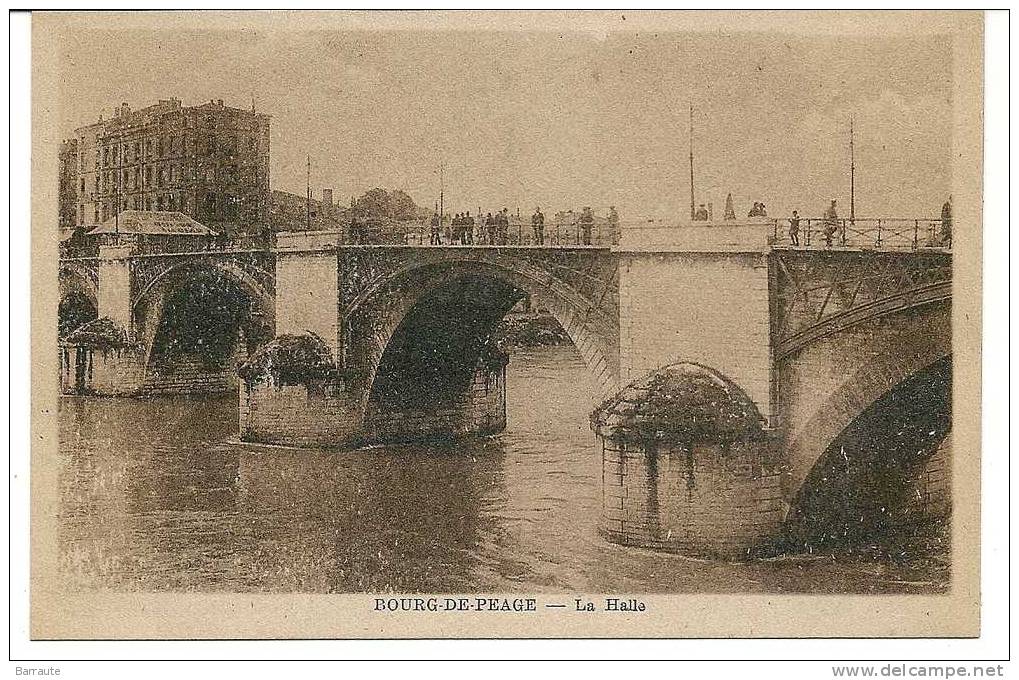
[
  {"x1": 590, "y1": 362, "x2": 766, "y2": 445},
  {"x1": 63, "y1": 317, "x2": 136, "y2": 356},
  {"x1": 238, "y1": 333, "x2": 340, "y2": 388}
]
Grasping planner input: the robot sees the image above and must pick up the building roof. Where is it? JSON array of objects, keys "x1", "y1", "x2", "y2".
[{"x1": 87, "y1": 211, "x2": 218, "y2": 236}]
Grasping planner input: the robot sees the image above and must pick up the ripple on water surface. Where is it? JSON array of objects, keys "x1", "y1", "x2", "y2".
[{"x1": 57, "y1": 345, "x2": 948, "y2": 594}]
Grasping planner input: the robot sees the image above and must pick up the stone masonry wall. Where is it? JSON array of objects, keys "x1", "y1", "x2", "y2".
[
  {"x1": 364, "y1": 360, "x2": 507, "y2": 443},
  {"x1": 617, "y1": 252, "x2": 774, "y2": 423},
  {"x1": 141, "y1": 354, "x2": 241, "y2": 395},
  {"x1": 60, "y1": 345, "x2": 146, "y2": 396},
  {"x1": 905, "y1": 431, "x2": 952, "y2": 521},
  {"x1": 601, "y1": 438, "x2": 783, "y2": 559},
  {"x1": 239, "y1": 380, "x2": 363, "y2": 448}
]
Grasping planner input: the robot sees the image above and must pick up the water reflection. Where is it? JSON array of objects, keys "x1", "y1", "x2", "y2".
[{"x1": 57, "y1": 346, "x2": 947, "y2": 594}]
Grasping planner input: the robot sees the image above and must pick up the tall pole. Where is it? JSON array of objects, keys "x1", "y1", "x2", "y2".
[
  {"x1": 439, "y1": 162, "x2": 445, "y2": 224},
  {"x1": 306, "y1": 155, "x2": 311, "y2": 231},
  {"x1": 849, "y1": 116, "x2": 855, "y2": 223},
  {"x1": 688, "y1": 104, "x2": 695, "y2": 221}
]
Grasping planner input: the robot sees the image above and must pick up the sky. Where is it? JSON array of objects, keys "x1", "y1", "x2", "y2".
[{"x1": 57, "y1": 19, "x2": 954, "y2": 221}]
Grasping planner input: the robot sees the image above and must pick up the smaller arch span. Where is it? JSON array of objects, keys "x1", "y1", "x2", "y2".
[{"x1": 131, "y1": 259, "x2": 275, "y2": 317}]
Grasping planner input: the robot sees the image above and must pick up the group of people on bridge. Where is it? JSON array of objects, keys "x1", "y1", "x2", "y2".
[
  {"x1": 428, "y1": 205, "x2": 611, "y2": 247},
  {"x1": 431, "y1": 209, "x2": 517, "y2": 246}
]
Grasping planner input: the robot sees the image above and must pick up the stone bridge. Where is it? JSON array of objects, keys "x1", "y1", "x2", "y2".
[{"x1": 58, "y1": 221, "x2": 952, "y2": 558}]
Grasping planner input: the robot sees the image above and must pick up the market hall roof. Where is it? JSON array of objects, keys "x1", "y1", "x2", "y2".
[{"x1": 87, "y1": 211, "x2": 218, "y2": 236}]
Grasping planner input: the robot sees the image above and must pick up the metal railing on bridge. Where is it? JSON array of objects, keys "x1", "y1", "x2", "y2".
[
  {"x1": 768, "y1": 217, "x2": 951, "y2": 251},
  {"x1": 398, "y1": 219, "x2": 618, "y2": 248},
  {"x1": 57, "y1": 216, "x2": 952, "y2": 259}
]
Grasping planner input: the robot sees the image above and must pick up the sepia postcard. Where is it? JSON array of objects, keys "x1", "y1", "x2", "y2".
[{"x1": 30, "y1": 10, "x2": 984, "y2": 640}]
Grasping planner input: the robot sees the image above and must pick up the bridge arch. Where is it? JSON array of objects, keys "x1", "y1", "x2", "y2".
[
  {"x1": 132, "y1": 259, "x2": 274, "y2": 318},
  {"x1": 344, "y1": 254, "x2": 620, "y2": 417},
  {"x1": 778, "y1": 298, "x2": 951, "y2": 547},
  {"x1": 58, "y1": 263, "x2": 100, "y2": 338},
  {"x1": 132, "y1": 260, "x2": 276, "y2": 382}
]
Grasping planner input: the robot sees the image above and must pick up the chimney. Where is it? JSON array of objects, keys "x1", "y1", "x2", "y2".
[
  {"x1": 322, "y1": 188, "x2": 333, "y2": 210},
  {"x1": 217, "y1": 99, "x2": 224, "y2": 107}
]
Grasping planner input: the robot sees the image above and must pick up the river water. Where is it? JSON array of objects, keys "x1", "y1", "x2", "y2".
[{"x1": 57, "y1": 345, "x2": 947, "y2": 594}]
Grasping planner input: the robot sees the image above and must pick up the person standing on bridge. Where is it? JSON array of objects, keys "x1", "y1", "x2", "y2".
[
  {"x1": 940, "y1": 196, "x2": 952, "y2": 247},
  {"x1": 532, "y1": 207, "x2": 545, "y2": 246},
  {"x1": 485, "y1": 212, "x2": 496, "y2": 245},
  {"x1": 464, "y1": 211, "x2": 475, "y2": 245},
  {"x1": 822, "y1": 199, "x2": 839, "y2": 248},
  {"x1": 788, "y1": 210, "x2": 801, "y2": 246},
  {"x1": 694, "y1": 204, "x2": 709, "y2": 221},
  {"x1": 430, "y1": 210, "x2": 442, "y2": 245},
  {"x1": 498, "y1": 208, "x2": 509, "y2": 245},
  {"x1": 579, "y1": 206, "x2": 594, "y2": 245},
  {"x1": 607, "y1": 206, "x2": 620, "y2": 244}
]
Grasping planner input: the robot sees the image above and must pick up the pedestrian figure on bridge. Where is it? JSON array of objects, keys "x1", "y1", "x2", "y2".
[
  {"x1": 823, "y1": 199, "x2": 839, "y2": 248},
  {"x1": 758, "y1": 203, "x2": 768, "y2": 217},
  {"x1": 486, "y1": 212, "x2": 496, "y2": 245},
  {"x1": 579, "y1": 206, "x2": 594, "y2": 245},
  {"x1": 464, "y1": 211, "x2": 475, "y2": 245},
  {"x1": 789, "y1": 210, "x2": 801, "y2": 246},
  {"x1": 532, "y1": 207, "x2": 545, "y2": 246},
  {"x1": 694, "y1": 204, "x2": 709, "y2": 221},
  {"x1": 498, "y1": 209, "x2": 509, "y2": 245},
  {"x1": 429, "y1": 211, "x2": 442, "y2": 245},
  {"x1": 748, "y1": 202, "x2": 763, "y2": 218},
  {"x1": 607, "y1": 206, "x2": 620, "y2": 243},
  {"x1": 724, "y1": 193, "x2": 736, "y2": 220},
  {"x1": 940, "y1": 196, "x2": 952, "y2": 247}
]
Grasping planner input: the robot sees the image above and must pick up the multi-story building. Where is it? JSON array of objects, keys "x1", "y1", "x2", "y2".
[
  {"x1": 58, "y1": 138, "x2": 78, "y2": 232},
  {"x1": 68, "y1": 98, "x2": 271, "y2": 236}
]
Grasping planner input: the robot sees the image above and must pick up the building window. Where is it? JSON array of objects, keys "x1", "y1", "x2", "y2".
[
  {"x1": 80, "y1": 179, "x2": 85, "y2": 193},
  {"x1": 134, "y1": 142, "x2": 140, "y2": 160},
  {"x1": 205, "y1": 193, "x2": 217, "y2": 218},
  {"x1": 145, "y1": 166, "x2": 152, "y2": 186}
]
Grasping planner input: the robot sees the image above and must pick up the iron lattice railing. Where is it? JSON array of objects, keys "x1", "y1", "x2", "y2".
[{"x1": 768, "y1": 217, "x2": 951, "y2": 251}]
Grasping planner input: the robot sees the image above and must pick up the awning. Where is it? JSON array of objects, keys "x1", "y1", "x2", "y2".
[{"x1": 87, "y1": 211, "x2": 218, "y2": 236}]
